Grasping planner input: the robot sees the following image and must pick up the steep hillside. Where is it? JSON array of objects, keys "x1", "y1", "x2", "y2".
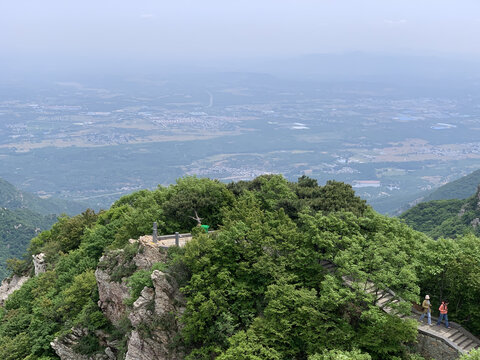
[
  {"x1": 422, "y1": 169, "x2": 480, "y2": 202},
  {"x1": 400, "y1": 185, "x2": 480, "y2": 239},
  {"x1": 0, "y1": 178, "x2": 87, "y2": 280},
  {"x1": 0, "y1": 208, "x2": 56, "y2": 279},
  {"x1": 0, "y1": 178, "x2": 86, "y2": 216}
]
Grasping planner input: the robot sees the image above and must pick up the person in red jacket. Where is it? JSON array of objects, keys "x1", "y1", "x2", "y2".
[{"x1": 437, "y1": 300, "x2": 450, "y2": 328}]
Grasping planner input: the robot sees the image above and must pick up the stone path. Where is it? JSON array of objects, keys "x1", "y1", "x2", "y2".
[{"x1": 320, "y1": 260, "x2": 480, "y2": 354}]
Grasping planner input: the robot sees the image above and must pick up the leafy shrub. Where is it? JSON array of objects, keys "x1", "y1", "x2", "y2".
[
  {"x1": 73, "y1": 333, "x2": 101, "y2": 355},
  {"x1": 125, "y1": 269, "x2": 153, "y2": 306}
]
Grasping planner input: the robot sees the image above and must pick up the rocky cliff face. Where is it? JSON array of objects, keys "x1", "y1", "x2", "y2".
[
  {"x1": 95, "y1": 250, "x2": 131, "y2": 326},
  {"x1": 125, "y1": 270, "x2": 185, "y2": 360},
  {"x1": 0, "y1": 274, "x2": 29, "y2": 305},
  {"x1": 51, "y1": 237, "x2": 184, "y2": 360}
]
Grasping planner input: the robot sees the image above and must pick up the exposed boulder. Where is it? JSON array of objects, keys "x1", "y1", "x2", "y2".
[
  {"x1": 50, "y1": 328, "x2": 112, "y2": 360},
  {"x1": 96, "y1": 239, "x2": 168, "y2": 325},
  {"x1": 477, "y1": 184, "x2": 480, "y2": 209},
  {"x1": 92, "y1": 239, "x2": 184, "y2": 359},
  {"x1": 151, "y1": 270, "x2": 183, "y2": 317},
  {"x1": 471, "y1": 218, "x2": 480, "y2": 228}
]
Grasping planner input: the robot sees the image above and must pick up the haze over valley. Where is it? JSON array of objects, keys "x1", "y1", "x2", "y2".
[{"x1": 1, "y1": 61, "x2": 480, "y2": 213}]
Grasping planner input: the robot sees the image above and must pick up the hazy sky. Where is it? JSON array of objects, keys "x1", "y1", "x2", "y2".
[{"x1": 1, "y1": 0, "x2": 480, "y2": 73}]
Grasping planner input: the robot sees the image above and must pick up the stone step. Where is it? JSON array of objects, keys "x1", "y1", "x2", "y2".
[
  {"x1": 362, "y1": 281, "x2": 375, "y2": 291},
  {"x1": 418, "y1": 324, "x2": 433, "y2": 331},
  {"x1": 376, "y1": 295, "x2": 393, "y2": 305},
  {"x1": 451, "y1": 332, "x2": 466, "y2": 343},
  {"x1": 464, "y1": 342, "x2": 479, "y2": 352},
  {"x1": 375, "y1": 291, "x2": 390, "y2": 300},
  {"x1": 443, "y1": 329, "x2": 458, "y2": 338},
  {"x1": 377, "y1": 296, "x2": 393, "y2": 307},
  {"x1": 375, "y1": 290, "x2": 387, "y2": 298},
  {"x1": 459, "y1": 339, "x2": 475, "y2": 350},
  {"x1": 377, "y1": 291, "x2": 393, "y2": 300},
  {"x1": 383, "y1": 307, "x2": 395, "y2": 314},
  {"x1": 365, "y1": 287, "x2": 377, "y2": 294},
  {"x1": 455, "y1": 335, "x2": 470, "y2": 347}
]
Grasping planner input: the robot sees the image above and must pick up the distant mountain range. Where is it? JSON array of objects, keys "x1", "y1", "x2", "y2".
[{"x1": 0, "y1": 178, "x2": 86, "y2": 279}]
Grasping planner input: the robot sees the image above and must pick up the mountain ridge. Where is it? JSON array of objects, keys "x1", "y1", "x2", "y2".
[{"x1": 421, "y1": 169, "x2": 480, "y2": 203}]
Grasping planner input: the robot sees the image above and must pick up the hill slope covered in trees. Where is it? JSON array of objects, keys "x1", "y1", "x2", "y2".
[
  {"x1": 0, "y1": 178, "x2": 86, "y2": 280},
  {"x1": 0, "y1": 178, "x2": 86, "y2": 216},
  {"x1": 1, "y1": 175, "x2": 480, "y2": 360},
  {"x1": 422, "y1": 169, "x2": 480, "y2": 202},
  {"x1": 401, "y1": 185, "x2": 480, "y2": 239},
  {"x1": 0, "y1": 208, "x2": 56, "y2": 279}
]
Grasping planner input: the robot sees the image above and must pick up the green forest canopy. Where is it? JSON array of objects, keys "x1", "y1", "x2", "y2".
[{"x1": 0, "y1": 175, "x2": 479, "y2": 360}]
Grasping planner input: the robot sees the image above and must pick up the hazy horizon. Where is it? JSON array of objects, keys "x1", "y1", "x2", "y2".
[{"x1": 2, "y1": 0, "x2": 480, "y2": 78}]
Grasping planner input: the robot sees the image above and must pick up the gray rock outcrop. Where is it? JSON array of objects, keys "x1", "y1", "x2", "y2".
[
  {"x1": 51, "y1": 327, "x2": 115, "y2": 360},
  {"x1": 32, "y1": 253, "x2": 47, "y2": 275},
  {"x1": 50, "y1": 328, "x2": 92, "y2": 360},
  {"x1": 125, "y1": 270, "x2": 185, "y2": 360},
  {"x1": 95, "y1": 253, "x2": 131, "y2": 325},
  {"x1": 53, "y1": 238, "x2": 184, "y2": 359},
  {"x1": 0, "y1": 274, "x2": 29, "y2": 305},
  {"x1": 133, "y1": 236, "x2": 167, "y2": 269}
]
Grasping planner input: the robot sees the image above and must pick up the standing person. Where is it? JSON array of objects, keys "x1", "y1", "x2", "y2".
[
  {"x1": 437, "y1": 300, "x2": 450, "y2": 328},
  {"x1": 419, "y1": 295, "x2": 432, "y2": 325}
]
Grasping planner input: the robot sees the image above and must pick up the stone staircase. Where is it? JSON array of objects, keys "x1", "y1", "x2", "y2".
[{"x1": 320, "y1": 260, "x2": 480, "y2": 355}]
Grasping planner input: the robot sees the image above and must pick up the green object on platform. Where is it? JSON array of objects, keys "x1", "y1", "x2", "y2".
[{"x1": 201, "y1": 224, "x2": 210, "y2": 233}]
